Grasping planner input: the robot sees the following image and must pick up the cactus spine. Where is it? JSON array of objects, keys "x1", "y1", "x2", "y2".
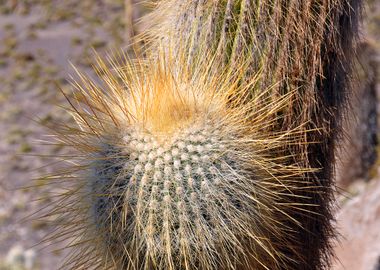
[
  {"x1": 44, "y1": 0, "x2": 362, "y2": 269},
  {"x1": 142, "y1": 0, "x2": 363, "y2": 268}
]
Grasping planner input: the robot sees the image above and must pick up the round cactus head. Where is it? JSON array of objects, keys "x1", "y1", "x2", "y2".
[{"x1": 46, "y1": 52, "x2": 315, "y2": 270}]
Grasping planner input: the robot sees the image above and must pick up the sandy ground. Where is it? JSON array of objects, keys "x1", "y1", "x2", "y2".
[
  {"x1": 0, "y1": 1, "x2": 127, "y2": 269},
  {"x1": 0, "y1": 1, "x2": 379, "y2": 269}
]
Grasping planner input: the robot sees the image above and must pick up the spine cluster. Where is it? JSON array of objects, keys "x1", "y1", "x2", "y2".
[{"x1": 92, "y1": 123, "x2": 239, "y2": 268}]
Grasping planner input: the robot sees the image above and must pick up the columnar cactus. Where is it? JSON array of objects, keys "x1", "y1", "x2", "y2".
[
  {"x1": 44, "y1": 1, "x2": 362, "y2": 269},
  {"x1": 143, "y1": 0, "x2": 363, "y2": 268}
]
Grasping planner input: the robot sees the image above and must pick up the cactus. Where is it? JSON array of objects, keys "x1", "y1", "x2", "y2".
[
  {"x1": 142, "y1": 0, "x2": 362, "y2": 268},
  {"x1": 43, "y1": 1, "x2": 362, "y2": 269},
  {"x1": 49, "y1": 53, "x2": 311, "y2": 269}
]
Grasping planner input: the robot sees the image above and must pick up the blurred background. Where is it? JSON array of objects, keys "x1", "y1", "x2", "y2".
[{"x1": 0, "y1": 1, "x2": 379, "y2": 269}]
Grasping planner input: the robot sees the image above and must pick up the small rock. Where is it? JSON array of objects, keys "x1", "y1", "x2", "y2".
[
  {"x1": 6, "y1": 245, "x2": 24, "y2": 266},
  {"x1": 6, "y1": 245, "x2": 36, "y2": 270}
]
